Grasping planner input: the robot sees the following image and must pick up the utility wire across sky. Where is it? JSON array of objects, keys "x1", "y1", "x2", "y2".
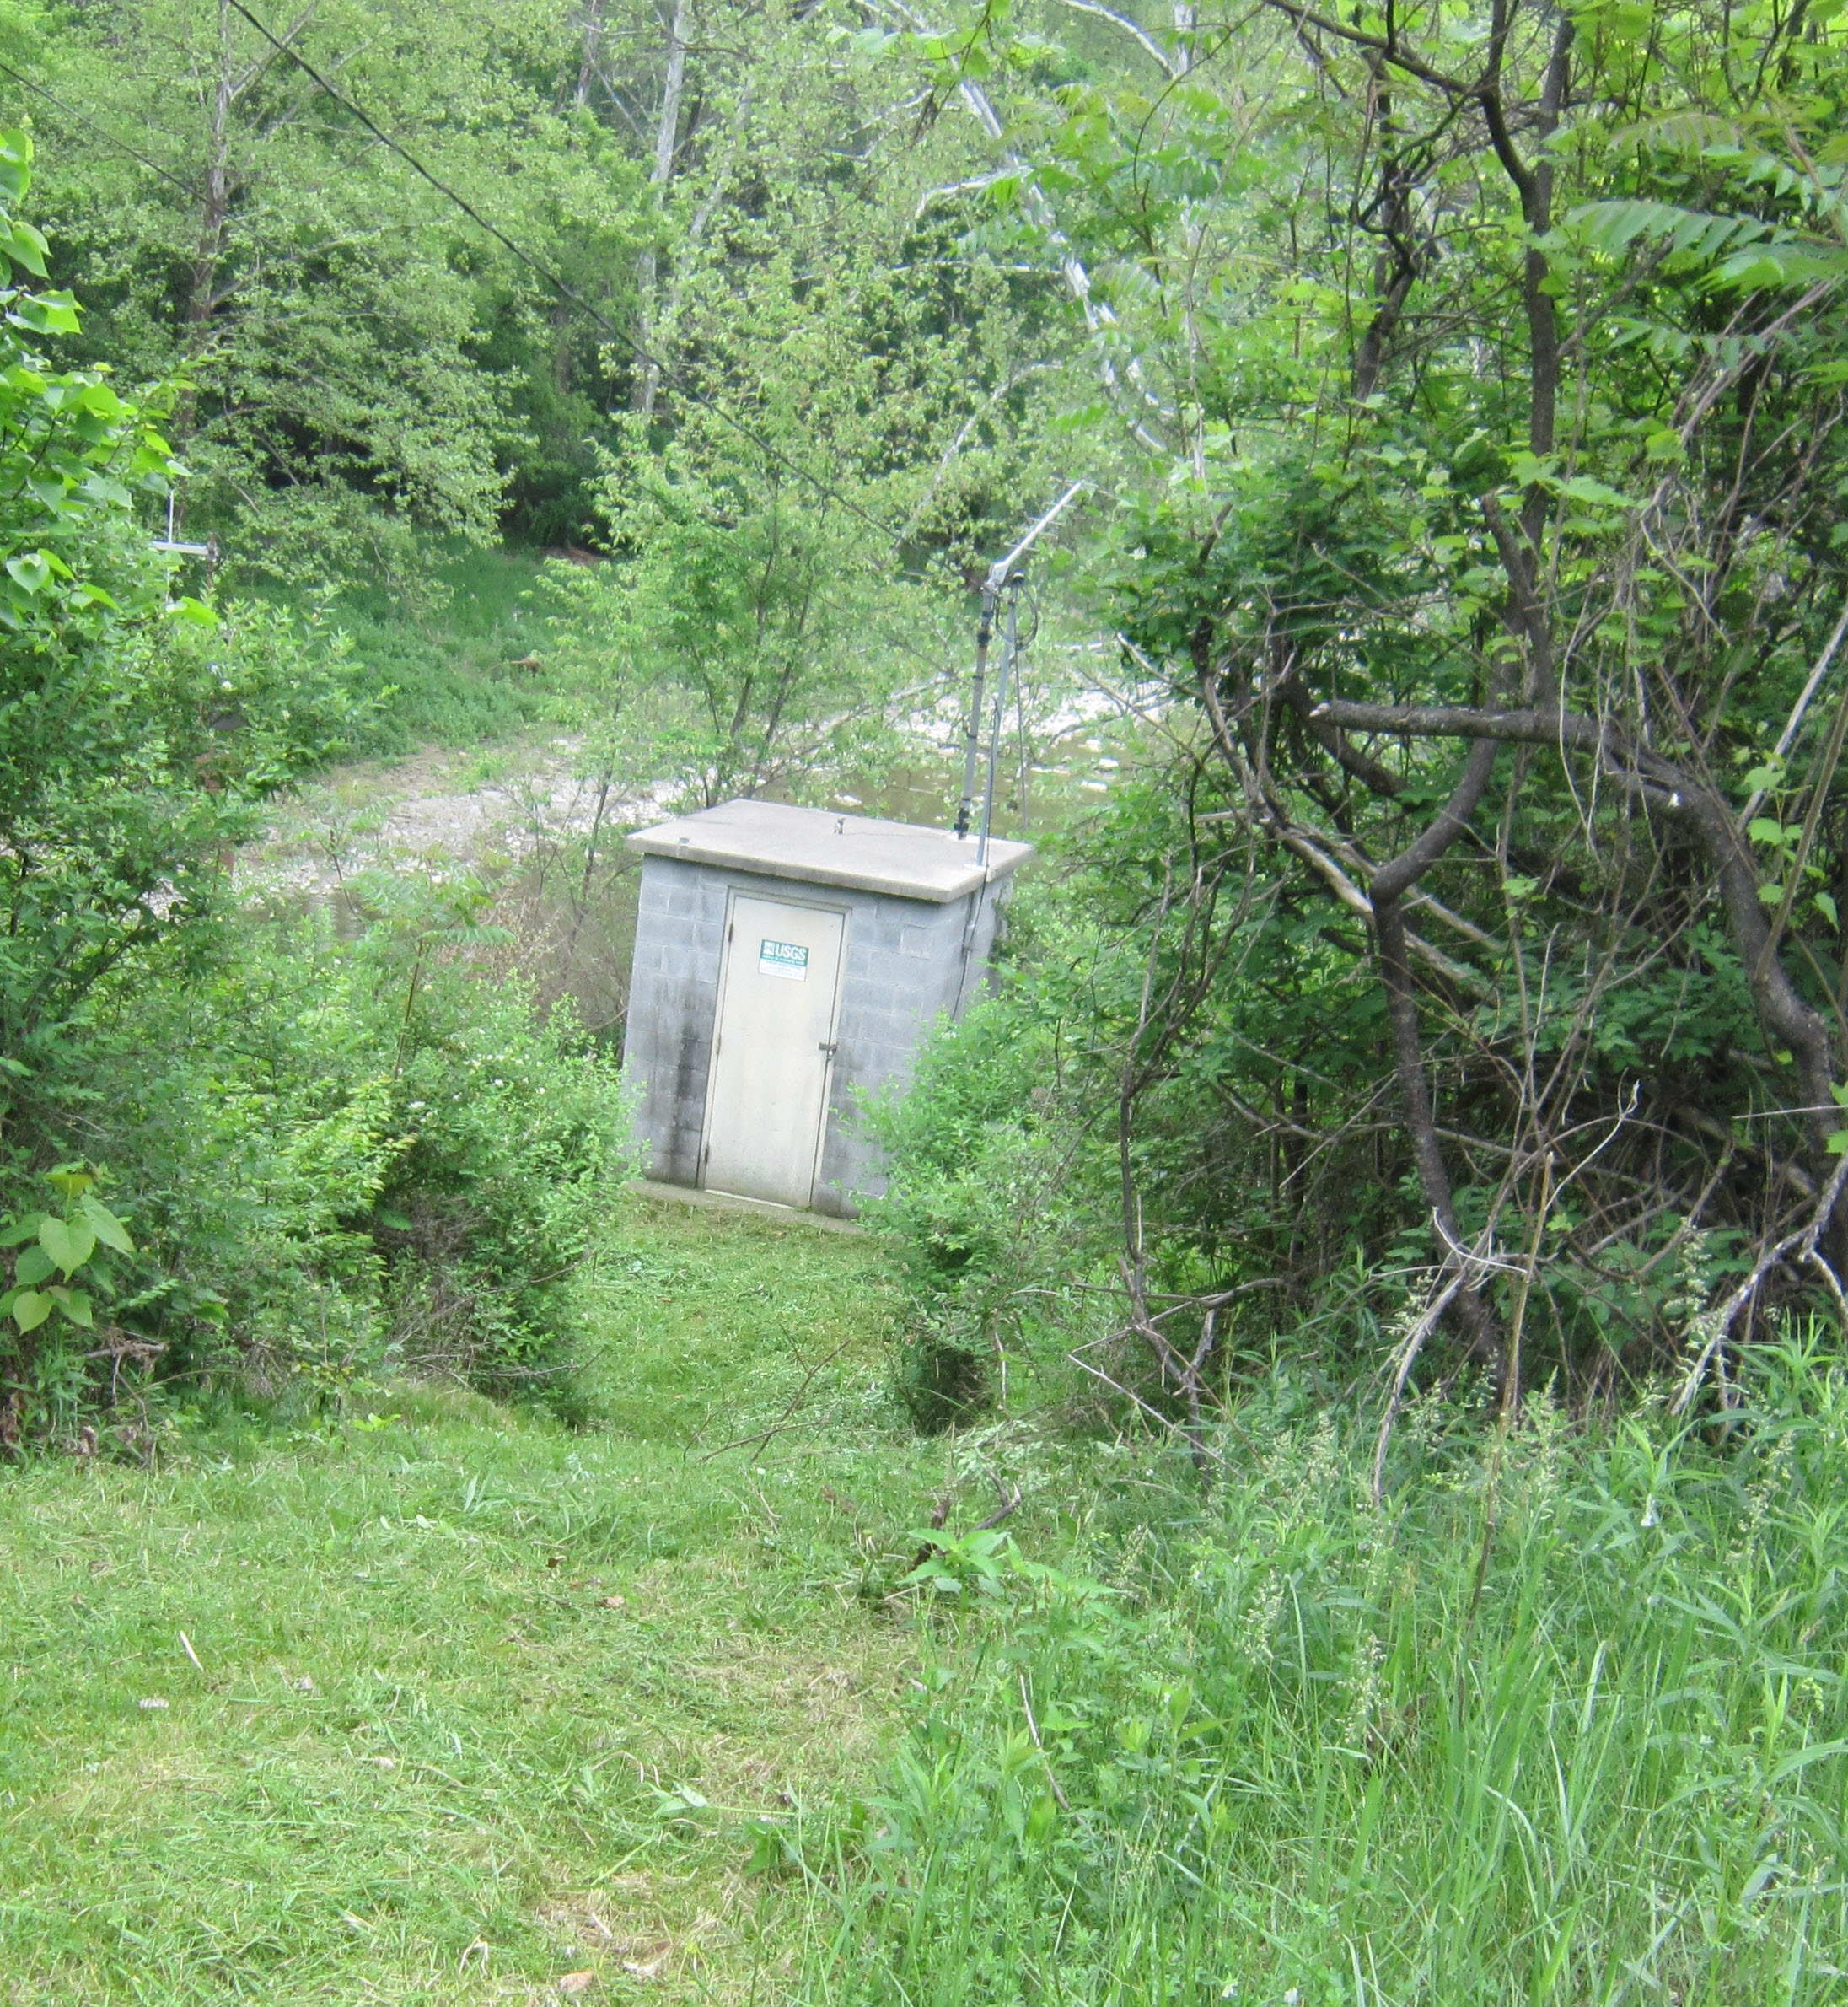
[
  {"x1": 215, "y1": 0, "x2": 905, "y2": 543},
  {"x1": 3, "y1": 12, "x2": 1091, "y2": 646},
  {"x1": 0, "y1": 56, "x2": 196, "y2": 194}
]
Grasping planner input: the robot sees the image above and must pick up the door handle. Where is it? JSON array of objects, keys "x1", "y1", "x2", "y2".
[{"x1": 818, "y1": 1041, "x2": 838, "y2": 1056}]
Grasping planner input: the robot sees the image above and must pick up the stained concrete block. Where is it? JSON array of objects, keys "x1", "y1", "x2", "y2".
[{"x1": 622, "y1": 802, "x2": 1029, "y2": 1215}]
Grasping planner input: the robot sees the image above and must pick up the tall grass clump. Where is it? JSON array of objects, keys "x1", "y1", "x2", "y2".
[{"x1": 801, "y1": 1333, "x2": 1848, "y2": 2006}]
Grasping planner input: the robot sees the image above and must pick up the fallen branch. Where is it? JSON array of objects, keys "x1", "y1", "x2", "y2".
[
  {"x1": 696, "y1": 1336, "x2": 857, "y2": 1461},
  {"x1": 1066, "y1": 1344, "x2": 1230, "y2": 1466},
  {"x1": 1018, "y1": 1672, "x2": 1072, "y2": 1811},
  {"x1": 1179, "y1": 1309, "x2": 1219, "y2": 1482},
  {"x1": 1370, "y1": 1270, "x2": 1465, "y2": 1506}
]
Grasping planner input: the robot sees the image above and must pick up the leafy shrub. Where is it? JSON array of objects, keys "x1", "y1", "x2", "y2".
[
  {"x1": 64, "y1": 921, "x2": 402, "y2": 1412},
  {"x1": 0, "y1": 132, "x2": 620, "y2": 1434},
  {"x1": 0, "y1": 132, "x2": 411, "y2": 1435},
  {"x1": 861, "y1": 991, "x2": 1092, "y2": 1430},
  {"x1": 1, "y1": 889, "x2": 636, "y2": 1439},
  {"x1": 373, "y1": 956, "x2": 633, "y2": 1404},
  {"x1": 0, "y1": 1169, "x2": 142, "y2": 1444}
]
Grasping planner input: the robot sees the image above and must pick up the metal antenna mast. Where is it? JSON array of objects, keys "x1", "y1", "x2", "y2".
[
  {"x1": 954, "y1": 482, "x2": 1087, "y2": 840},
  {"x1": 977, "y1": 573, "x2": 1023, "y2": 868}
]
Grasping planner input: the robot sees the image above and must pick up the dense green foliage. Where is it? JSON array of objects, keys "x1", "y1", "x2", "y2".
[
  {"x1": 0, "y1": 131, "x2": 630, "y2": 1434},
  {"x1": 808, "y1": 1337, "x2": 1848, "y2": 2004},
  {"x1": 19, "y1": 0, "x2": 644, "y2": 575},
  {"x1": 65, "y1": 908, "x2": 632, "y2": 1419},
  {"x1": 0, "y1": 127, "x2": 341, "y2": 1109},
  {"x1": 850, "y1": 0, "x2": 1848, "y2": 1425},
  {"x1": 8, "y1": 0, "x2": 1090, "y2": 795}
]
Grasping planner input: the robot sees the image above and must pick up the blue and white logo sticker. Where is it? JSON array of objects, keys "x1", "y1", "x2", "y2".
[{"x1": 758, "y1": 938, "x2": 808, "y2": 980}]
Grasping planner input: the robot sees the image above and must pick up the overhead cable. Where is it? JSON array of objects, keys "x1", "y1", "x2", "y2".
[
  {"x1": 0, "y1": 57, "x2": 196, "y2": 194},
  {"x1": 219, "y1": 0, "x2": 901, "y2": 541}
]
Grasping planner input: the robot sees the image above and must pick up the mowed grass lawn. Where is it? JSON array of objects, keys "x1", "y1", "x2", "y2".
[{"x1": 1, "y1": 1197, "x2": 943, "y2": 2005}]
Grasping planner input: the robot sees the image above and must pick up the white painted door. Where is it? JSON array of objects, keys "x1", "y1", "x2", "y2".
[{"x1": 702, "y1": 894, "x2": 846, "y2": 1205}]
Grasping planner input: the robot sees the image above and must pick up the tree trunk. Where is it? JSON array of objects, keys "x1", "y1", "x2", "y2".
[
  {"x1": 172, "y1": 0, "x2": 238, "y2": 482},
  {"x1": 633, "y1": 0, "x2": 691, "y2": 419},
  {"x1": 574, "y1": 0, "x2": 604, "y2": 108}
]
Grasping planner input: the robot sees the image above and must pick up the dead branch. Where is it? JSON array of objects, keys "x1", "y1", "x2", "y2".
[{"x1": 1671, "y1": 1147, "x2": 1848, "y2": 1415}]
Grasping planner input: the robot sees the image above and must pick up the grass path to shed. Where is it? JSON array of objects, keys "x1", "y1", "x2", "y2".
[{"x1": 0, "y1": 1197, "x2": 944, "y2": 2005}]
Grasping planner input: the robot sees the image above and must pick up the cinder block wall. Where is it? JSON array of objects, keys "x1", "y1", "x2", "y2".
[{"x1": 623, "y1": 854, "x2": 1009, "y2": 1214}]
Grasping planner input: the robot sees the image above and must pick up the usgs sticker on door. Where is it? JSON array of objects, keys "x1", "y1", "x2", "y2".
[{"x1": 758, "y1": 938, "x2": 809, "y2": 980}]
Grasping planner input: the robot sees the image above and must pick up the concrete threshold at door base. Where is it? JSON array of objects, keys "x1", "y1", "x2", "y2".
[{"x1": 628, "y1": 1177, "x2": 866, "y2": 1235}]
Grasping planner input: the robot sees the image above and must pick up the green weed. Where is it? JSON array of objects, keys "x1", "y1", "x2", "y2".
[
  {"x1": 287, "y1": 546, "x2": 589, "y2": 752},
  {"x1": 803, "y1": 1339, "x2": 1848, "y2": 2007}
]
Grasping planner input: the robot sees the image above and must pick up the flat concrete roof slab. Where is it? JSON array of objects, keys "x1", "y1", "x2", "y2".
[{"x1": 626, "y1": 799, "x2": 1033, "y2": 904}]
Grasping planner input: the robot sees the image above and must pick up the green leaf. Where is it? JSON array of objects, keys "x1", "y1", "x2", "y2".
[
  {"x1": 0, "y1": 1213, "x2": 44, "y2": 1247},
  {"x1": 1817, "y1": 891, "x2": 1840, "y2": 931},
  {"x1": 1568, "y1": 198, "x2": 1766, "y2": 265},
  {"x1": 13, "y1": 1246, "x2": 53, "y2": 1288},
  {"x1": 8, "y1": 290, "x2": 80, "y2": 335},
  {"x1": 1, "y1": 221, "x2": 47, "y2": 279},
  {"x1": 1711, "y1": 244, "x2": 1848, "y2": 293},
  {"x1": 39, "y1": 1215, "x2": 96, "y2": 1276},
  {"x1": 11, "y1": 1289, "x2": 53, "y2": 1333},
  {"x1": 47, "y1": 1286, "x2": 93, "y2": 1329},
  {"x1": 0, "y1": 130, "x2": 32, "y2": 202},
  {"x1": 78, "y1": 1193, "x2": 134, "y2": 1255},
  {"x1": 6, "y1": 552, "x2": 51, "y2": 595},
  {"x1": 1560, "y1": 474, "x2": 1638, "y2": 510}
]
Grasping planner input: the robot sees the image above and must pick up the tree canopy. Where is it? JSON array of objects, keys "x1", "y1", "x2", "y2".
[{"x1": 3, "y1": 0, "x2": 1847, "y2": 1418}]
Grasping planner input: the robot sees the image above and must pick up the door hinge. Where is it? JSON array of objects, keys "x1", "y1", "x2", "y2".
[{"x1": 727, "y1": 923, "x2": 733, "y2": 943}]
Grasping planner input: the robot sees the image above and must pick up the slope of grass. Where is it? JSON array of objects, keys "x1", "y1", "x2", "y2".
[
  {"x1": 801, "y1": 1344, "x2": 1848, "y2": 2007},
  {"x1": 305, "y1": 544, "x2": 589, "y2": 752},
  {"x1": 0, "y1": 1197, "x2": 952, "y2": 2005},
  {"x1": 15, "y1": 1197, "x2": 1848, "y2": 2007}
]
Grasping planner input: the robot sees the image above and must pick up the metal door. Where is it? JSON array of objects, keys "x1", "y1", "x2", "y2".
[{"x1": 701, "y1": 893, "x2": 846, "y2": 1206}]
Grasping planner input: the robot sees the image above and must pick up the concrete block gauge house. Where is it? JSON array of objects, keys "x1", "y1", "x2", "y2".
[{"x1": 623, "y1": 799, "x2": 1032, "y2": 1216}]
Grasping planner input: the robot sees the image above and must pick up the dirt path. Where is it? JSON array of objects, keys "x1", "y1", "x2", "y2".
[
  {"x1": 240, "y1": 737, "x2": 670, "y2": 898},
  {"x1": 238, "y1": 705, "x2": 1131, "y2": 906}
]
